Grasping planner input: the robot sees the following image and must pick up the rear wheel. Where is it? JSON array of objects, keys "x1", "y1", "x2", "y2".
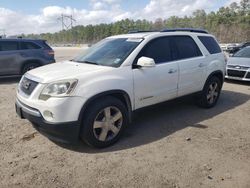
[
  {"x1": 80, "y1": 96, "x2": 129, "y2": 148},
  {"x1": 197, "y1": 76, "x2": 222, "y2": 108},
  {"x1": 22, "y1": 63, "x2": 40, "y2": 74}
]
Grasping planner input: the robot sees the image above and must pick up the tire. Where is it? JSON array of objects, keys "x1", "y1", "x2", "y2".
[
  {"x1": 22, "y1": 63, "x2": 40, "y2": 74},
  {"x1": 197, "y1": 76, "x2": 222, "y2": 108},
  {"x1": 80, "y1": 96, "x2": 129, "y2": 148}
]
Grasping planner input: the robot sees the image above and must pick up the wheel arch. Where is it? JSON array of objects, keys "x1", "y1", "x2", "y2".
[
  {"x1": 78, "y1": 90, "x2": 133, "y2": 124},
  {"x1": 205, "y1": 70, "x2": 224, "y2": 88},
  {"x1": 20, "y1": 59, "x2": 42, "y2": 74}
]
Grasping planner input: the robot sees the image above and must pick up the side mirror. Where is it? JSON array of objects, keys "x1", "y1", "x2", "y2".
[{"x1": 137, "y1": 57, "x2": 156, "y2": 68}]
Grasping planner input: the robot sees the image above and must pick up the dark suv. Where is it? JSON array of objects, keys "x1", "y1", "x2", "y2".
[
  {"x1": 0, "y1": 39, "x2": 55, "y2": 76},
  {"x1": 227, "y1": 42, "x2": 250, "y2": 54}
]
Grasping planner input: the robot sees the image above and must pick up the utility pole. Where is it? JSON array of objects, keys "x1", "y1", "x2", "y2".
[
  {"x1": 0, "y1": 29, "x2": 6, "y2": 38},
  {"x1": 57, "y1": 14, "x2": 76, "y2": 31}
]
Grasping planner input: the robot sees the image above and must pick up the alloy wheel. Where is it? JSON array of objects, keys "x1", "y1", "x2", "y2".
[
  {"x1": 207, "y1": 82, "x2": 219, "y2": 104},
  {"x1": 93, "y1": 106, "x2": 123, "y2": 142}
]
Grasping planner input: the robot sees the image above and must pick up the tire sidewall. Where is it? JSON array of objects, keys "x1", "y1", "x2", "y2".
[
  {"x1": 202, "y1": 76, "x2": 222, "y2": 108},
  {"x1": 22, "y1": 63, "x2": 39, "y2": 74}
]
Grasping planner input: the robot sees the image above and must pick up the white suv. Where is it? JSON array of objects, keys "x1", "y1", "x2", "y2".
[{"x1": 16, "y1": 29, "x2": 226, "y2": 148}]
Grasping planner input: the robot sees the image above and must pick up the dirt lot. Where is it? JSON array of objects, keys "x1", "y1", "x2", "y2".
[{"x1": 0, "y1": 48, "x2": 250, "y2": 188}]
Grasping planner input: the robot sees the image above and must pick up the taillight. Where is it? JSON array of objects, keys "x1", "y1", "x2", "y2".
[{"x1": 45, "y1": 50, "x2": 54, "y2": 56}]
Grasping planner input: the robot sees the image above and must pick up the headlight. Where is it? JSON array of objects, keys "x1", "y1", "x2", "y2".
[{"x1": 39, "y1": 79, "x2": 78, "y2": 100}]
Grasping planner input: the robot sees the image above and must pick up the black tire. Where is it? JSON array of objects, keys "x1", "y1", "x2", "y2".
[
  {"x1": 22, "y1": 63, "x2": 40, "y2": 74},
  {"x1": 197, "y1": 76, "x2": 222, "y2": 108},
  {"x1": 80, "y1": 96, "x2": 129, "y2": 148}
]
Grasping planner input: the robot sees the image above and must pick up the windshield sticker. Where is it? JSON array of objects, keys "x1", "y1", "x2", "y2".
[
  {"x1": 126, "y1": 38, "x2": 143, "y2": 43},
  {"x1": 114, "y1": 58, "x2": 121, "y2": 64}
]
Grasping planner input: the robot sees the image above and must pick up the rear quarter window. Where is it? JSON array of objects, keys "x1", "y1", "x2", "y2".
[
  {"x1": 198, "y1": 36, "x2": 222, "y2": 54},
  {"x1": 20, "y1": 42, "x2": 41, "y2": 50}
]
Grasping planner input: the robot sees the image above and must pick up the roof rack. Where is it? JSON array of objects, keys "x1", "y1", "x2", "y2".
[
  {"x1": 128, "y1": 30, "x2": 158, "y2": 34},
  {"x1": 161, "y1": 28, "x2": 208, "y2": 34}
]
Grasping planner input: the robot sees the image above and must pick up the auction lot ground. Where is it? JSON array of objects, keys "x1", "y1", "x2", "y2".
[{"x1": 0, "y1": 47, "x2": 250, "y2": 188}]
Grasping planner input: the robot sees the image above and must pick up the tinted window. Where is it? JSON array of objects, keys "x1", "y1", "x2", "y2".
[
  {"x1": 173, "y1": 36, "x2": 202, "y2": 60},
  {"x1": 137, "y1": 37, "x2": 172, "y2": 64},
  {"x1": 198, "y1": 36, "x2": 221, "y2": 54},
  {"x1": 20, "y1": 42, "x2": 41, "y2": 50},
  {"x1": 0, "y1": 41, "x2": 19, "y2": 51},
  {"x1": 242, "y1": 43, "x2": 250, "y2": 48}
]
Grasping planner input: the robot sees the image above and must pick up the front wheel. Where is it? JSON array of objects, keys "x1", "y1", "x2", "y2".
[
  {"x1": 80, "y1": 96, "x2": 129, "y2": 148},
  {"x1": 197, "y1": 76, "x2": 222, "y2": 108},
  {"x1": 22, "y1": 63, "x2": 39, "y2": 74}
]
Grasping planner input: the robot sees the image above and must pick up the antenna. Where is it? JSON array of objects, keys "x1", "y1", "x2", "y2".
[{"x1": 57, "y1": 14, "x2": 76, "y2": 30}]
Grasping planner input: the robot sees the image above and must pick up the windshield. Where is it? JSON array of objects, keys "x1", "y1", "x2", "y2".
[
  {"x1": 233, "y1": 47, "x2": 250, "y2": 58},
  {"x1": 73, "y1": 38, "x2": 142, "y2": 67}
]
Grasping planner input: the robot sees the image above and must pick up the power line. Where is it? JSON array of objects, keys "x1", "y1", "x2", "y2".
[{"x1": 57, "y1": 14, "x2": 76, "y2": 30}]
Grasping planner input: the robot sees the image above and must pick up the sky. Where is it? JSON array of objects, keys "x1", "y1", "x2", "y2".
[{"x1": 0, "y1": 0, "x2": 241, "y2": 35}]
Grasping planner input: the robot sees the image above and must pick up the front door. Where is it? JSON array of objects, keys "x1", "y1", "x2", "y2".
[{"x1": 133, "y1": 36, "x2": 179, "y2": 109}]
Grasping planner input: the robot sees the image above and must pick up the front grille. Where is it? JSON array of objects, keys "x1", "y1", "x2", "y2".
[
  {"x1": 246, "y1": 72, "x2": 250, "y2": 79},
  {"x1": 227, "y1": 65, "x2": 249, "y2": 70},
  {"x1": 20, "y1": 77, "x2": 38, "y2": 95},
  {"x1": 227, "y1": 69, "x2": 246, "y2": 78}
]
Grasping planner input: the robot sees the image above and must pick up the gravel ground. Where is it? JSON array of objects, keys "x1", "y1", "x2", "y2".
[{"x1": 0, "y1": 48, "x2": 249, "y2": 188}]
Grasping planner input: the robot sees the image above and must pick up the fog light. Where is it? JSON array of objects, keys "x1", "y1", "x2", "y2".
[{"x1": 43, "y1": 110, "x2": 54, "y2": 119}]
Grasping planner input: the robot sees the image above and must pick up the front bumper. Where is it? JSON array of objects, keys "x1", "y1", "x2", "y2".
[
  {"x1": 225, "y1": 68, "x2": 250, "y2": 81},
  {"x1": 15, "y1": 99, "x2": 80, "y2": 143}
]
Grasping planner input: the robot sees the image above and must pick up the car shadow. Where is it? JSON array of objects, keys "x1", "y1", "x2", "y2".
[
  {"x1": 0, "y1": 76, "x2": 21, "y2": 84},
  {"x1": 54, "y1": 90, "x2": 250, "y2": 153},
  {"x1": 225, "y1": 79, "x2": 250, "y2": 86}
]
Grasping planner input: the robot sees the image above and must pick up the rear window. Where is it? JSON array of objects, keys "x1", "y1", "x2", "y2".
[
  {"x1": 40, "y1": 41, "x2": 52, "y2": 49},
  {"x1": 0, "y1": 41, "x2": 19, "y2": 51},
  {"x1": 173, "y1": 36, "x2": 202, "y2": 60},
  {"x1": 198, "y1": 36, "x2": 221, "y2": 54},
  {"x1": 20, "y1": 42, "x2": 41, "y2": 50}
]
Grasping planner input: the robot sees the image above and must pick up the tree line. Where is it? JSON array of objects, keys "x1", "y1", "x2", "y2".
[{"x1": 25, "y1": 0, "x2": 250, "y2": 44}]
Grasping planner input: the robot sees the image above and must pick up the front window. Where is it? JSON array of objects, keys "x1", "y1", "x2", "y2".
[
  {"x1": 233, "y1": 47, "x2": 250, "y2": 58},
  {"x1": 73, "y1": 38, "x2": 142, "y2": 67}
]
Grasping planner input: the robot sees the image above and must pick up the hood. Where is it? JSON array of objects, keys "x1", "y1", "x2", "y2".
[
  {"x1": 227, "y1": 57, "x2": 250, "y2": 67},
  {"x1": 25, "y1": 61, "x2": 113, "y2": 83}
]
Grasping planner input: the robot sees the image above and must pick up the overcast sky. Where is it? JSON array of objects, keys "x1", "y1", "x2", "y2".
[{"x1": 0, "y1": 0, "x2": 241, "y2": 35}]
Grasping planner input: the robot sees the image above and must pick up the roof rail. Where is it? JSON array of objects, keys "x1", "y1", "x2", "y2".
[
  {"x1": 161, "y1": 28, "x2": 208, "y2": 34},
  {"x1": 128, "y1": 30, "x2": 158, "y2": 34}
]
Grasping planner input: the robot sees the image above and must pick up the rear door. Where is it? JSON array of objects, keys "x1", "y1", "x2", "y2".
[
  {"x1": 172, "y1": 36, "x2": 206, "y2": 96},
  {"x1": 133, "y1": 36, "x2": 179, "y2": 109},
  {"x1": 0, "y1": 41, "x2": 20, "y2": 75}
]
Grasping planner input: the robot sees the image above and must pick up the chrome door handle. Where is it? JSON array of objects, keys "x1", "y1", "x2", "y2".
[{"x1": 168, "y1": 69, "x2": 177, "y2": 74}]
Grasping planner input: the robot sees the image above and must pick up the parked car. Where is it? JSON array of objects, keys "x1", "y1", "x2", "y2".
[
  {"x1": 0, "y1": 39, "x2": 55, "y2": 77},
  {"x1": 15, "y1": 29, "x2": 226, "y2": 148},
  {"x1": 225, "y1": 46, "x2": 250, "y2": 81},
  {"x1": 227, "y1": 42, "x2": 250, "y2": 54}
]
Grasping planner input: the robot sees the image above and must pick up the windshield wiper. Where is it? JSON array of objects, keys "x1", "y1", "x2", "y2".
[{"x1": 72, "y1": 60, "x2": 99, "y2": 65}]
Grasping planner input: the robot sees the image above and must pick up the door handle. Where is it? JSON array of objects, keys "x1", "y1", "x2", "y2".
[
  {"x1": 199, "y1": 63, "x2": 206, "y2": 67},
  {"x1": 168, "y1": 69, "x2": 177, "y2": 74}
]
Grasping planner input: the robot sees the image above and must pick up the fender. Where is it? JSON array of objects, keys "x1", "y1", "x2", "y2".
[
  {"x1": 78, "y1": 90, "x2": 133, "y2": 124},
  {"x1": 204, "y1": 70, "x2": 224, "y2": 89}
]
